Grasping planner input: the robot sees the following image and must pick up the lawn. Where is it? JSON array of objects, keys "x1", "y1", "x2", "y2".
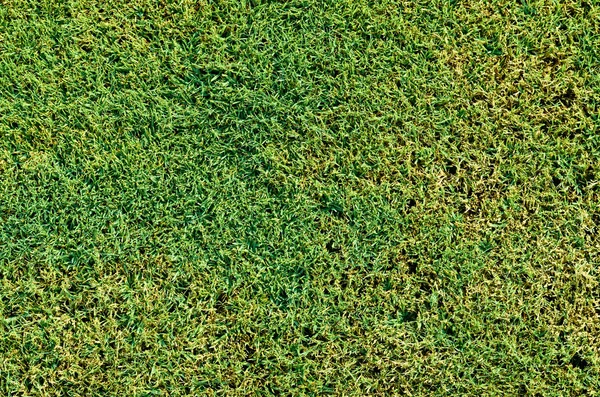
[{"x1": 0, "y1": 0, "x2": 599, "y2": 395}]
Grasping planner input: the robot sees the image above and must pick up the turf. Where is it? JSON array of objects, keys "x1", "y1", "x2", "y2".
[{"x1": 0, "y1": 0, "x2": 599, "y2": 395}]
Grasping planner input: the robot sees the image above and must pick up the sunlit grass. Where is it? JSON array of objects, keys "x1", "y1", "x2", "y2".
[{"x1": 1, "y1": 0, "x2": 599, "y2": 395}]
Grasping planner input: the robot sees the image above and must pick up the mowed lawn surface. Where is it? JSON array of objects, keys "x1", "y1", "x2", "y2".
[{"x1": 1, "y1": 0, "x2": 599, "y2": 395}]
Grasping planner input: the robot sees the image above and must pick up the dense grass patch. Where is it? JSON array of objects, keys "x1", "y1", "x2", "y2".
[{"x1": 1, "y1": 0, "x2": 599, "y2": 395}]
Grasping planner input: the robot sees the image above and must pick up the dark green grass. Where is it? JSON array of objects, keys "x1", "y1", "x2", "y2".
[{"x1": 1, "y1": 0, "x2": 600, "y2": 395}]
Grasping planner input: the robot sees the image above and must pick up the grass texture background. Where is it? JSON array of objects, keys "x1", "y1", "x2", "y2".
[{"x1": 1, "y1": 0, "x2": 600, "y2": 395}]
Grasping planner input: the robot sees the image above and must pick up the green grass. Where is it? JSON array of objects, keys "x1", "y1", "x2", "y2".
[{"x1": 1, "y1": 0, "x2": 599, "y2": 395}]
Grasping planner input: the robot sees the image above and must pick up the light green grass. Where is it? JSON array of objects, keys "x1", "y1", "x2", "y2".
[{"x1": 1, "y1": 0, "x2": 599, "y2": 395}]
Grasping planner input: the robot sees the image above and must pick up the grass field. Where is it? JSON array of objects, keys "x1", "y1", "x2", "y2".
[{"x1": 1, "y1": 0, "x2": 599, "y2": 395}]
